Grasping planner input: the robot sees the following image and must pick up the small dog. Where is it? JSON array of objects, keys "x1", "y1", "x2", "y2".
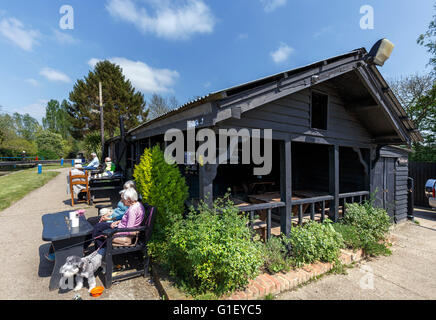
[{"x1": 60, "y1": 253, "x2": 105, "y2": 292}]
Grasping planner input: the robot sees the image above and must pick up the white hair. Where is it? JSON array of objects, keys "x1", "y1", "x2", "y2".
[
  {"x1": 105, "y1": 157, "x2": 111, "y2": 162},
  {"x1": 123, "y1": 180, "x2": 136, "y2": 190},
  {"x1": 91, "y1": 153, "x2": 97, "y2": 157},
  {"x1": 122, "y1": 188, "x2": 138, "y2": 202}
]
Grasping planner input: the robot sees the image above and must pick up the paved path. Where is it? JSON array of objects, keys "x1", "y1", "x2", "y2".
[
  {"x1": 0, "y1": 168, "x2": 160, "y2": 300},
  {"x1": 278, "y1": 207, "x2": 436, "y2": 300}
]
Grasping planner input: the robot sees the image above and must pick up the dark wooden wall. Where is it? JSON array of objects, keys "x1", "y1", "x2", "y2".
[
  {"x1": 395, "y1": 159, "x2": 409, "y2": 221},
  {"x1": 409, "y1": 162, "x2": 436, "y2": 207},
  {"x1": 220, "y1": 85, "x2": 372, "y2": 146}
]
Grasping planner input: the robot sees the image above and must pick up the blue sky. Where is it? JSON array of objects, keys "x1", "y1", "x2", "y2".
[{"x1": 0, "y1": 0, "x2": 434, "y2": 123}]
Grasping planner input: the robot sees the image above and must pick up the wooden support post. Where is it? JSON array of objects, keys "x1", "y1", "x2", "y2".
[
  {"x1": 199, "y1": 163, "x2": 218, "y2": 207},
  {"x1": 329, "y1": 144, "x2": 339, "y2": 222},
  {"x1": 280, "y1": 139, "x2": 292, "y2": 236}
]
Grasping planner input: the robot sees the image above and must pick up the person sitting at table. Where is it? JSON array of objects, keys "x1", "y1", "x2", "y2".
[
  {"x1": 82, "y1": 152, "x2": 100, "y2": 170},
  {"x1": 101, "y1": 157, "x2": 115, "y2": 177},
  {"x1": 70, "y1": 163, "x2": 90, "y2": 200},
  {"x1": 85, "y1": 188, "x2": 145, "y2": 256},
  {"x1": 86, "y1": 180, "x2": 136, "y2": 226}
]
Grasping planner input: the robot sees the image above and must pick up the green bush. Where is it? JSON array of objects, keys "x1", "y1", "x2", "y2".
[
  {"x1": 286, "y1": 220, "x2": 344, "y2": 267},
  {"x1": 35, "y1": 131, "x2": 66, "y2": 159},
  {"x1": 335, "y1": 202, "x2": 392, "y2": 256},
  {"x1": 262, "y1": 236, "x2": 292, "y2": 274},
  {"x1": 342, "y1": 202, "x2": 391, "y2": 242},
  {"x1": 164, "y1": 196, "x2": 263, "y2": 296},
  {"x1": 133, "y1": 146, "x2": 189, "y2": 258}
]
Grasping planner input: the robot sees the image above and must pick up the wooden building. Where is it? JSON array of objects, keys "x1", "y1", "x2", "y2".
[{"x1": 106, "y1": 47, "x2": 421, "y2": 236}]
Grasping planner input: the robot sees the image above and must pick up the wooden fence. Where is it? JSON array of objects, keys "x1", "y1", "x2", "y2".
[{"x1": 408, "y1": 162, "x2": 436, "y2": 207}]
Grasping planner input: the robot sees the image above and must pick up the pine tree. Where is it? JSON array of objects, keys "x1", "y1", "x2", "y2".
[{"x1": 68, "y1": 60, "x2": 148, "y2": 139}]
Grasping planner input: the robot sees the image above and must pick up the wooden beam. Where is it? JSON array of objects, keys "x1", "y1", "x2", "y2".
[
  {"x1": 329, "y1": 145, "x2": 339, "y2": 222},
  {"x1": 280, "y1": 138, "x2": 292, "y2": 236},
  {"x1": 199, "y1": 163, "x2": 218, "y2": 207}
]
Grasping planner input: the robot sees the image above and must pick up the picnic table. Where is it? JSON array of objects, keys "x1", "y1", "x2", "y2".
[
  {"x1": 247, "y1": 192, "x2": 309, "y2": 218},
  {"x1": 42, "y1": 211, "x2": 93, "y2": 291},
  {"x1": 88, "y1": 173, "x2": 124, "y2": 205}
]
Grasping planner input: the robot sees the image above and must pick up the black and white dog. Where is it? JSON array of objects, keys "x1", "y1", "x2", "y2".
[{"x1": 60, "y1": 254, "x2": 105, "y2": 292}]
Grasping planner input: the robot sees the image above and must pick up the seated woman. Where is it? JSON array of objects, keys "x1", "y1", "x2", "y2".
[
  {"x1": 87, "y1": 180, "x2": 136, "y2": 226},
  {"x1": 87, "y1": 188, "x2": 145, "y2": 255}
]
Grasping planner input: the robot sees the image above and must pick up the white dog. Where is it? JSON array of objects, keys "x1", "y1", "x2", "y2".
[{"x1": 60, "y1": 254, "x2": 105, "y2": 292}]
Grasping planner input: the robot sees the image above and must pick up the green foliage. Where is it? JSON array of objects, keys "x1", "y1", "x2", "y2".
[
  {"x1": 42, "y1": 99, "x2": 72, "y2": 139},
  {"x1": 262, "y1": 236, "x2": 292, "y2": 274},
  {"x1": 83, "y1": 130, "x2": 109, "y2": 159},
  {"x1": 12, "y1": 113, "x2": 41, "y2": 141},
  {"x1": 341, "y1": 202, "x2": 391, "y2": 243},
  {"x1": 286, "y1": 220, "x2": 344, "y2": 268},
  {"x1": 0, "y1": 137, "x2": 37, "y2": 157},
  {"x1": 133, "y1": 146, "x2": 189, "y2": 257},
  {"x1": 35, "y1": 131, "x2": 66, "y2": 159},
  {"x1": 163, "y1": 196, "x2": 263, "y2": 296},
  {"x1": 334, "y1": 202, "x2": 392, "y2": 256},
  {"x1": 417, "y1": 3, "x2": 436, "y2": 73},
  {"x1": 68, "y1": 60, "x2": 148, "y2": 139}
]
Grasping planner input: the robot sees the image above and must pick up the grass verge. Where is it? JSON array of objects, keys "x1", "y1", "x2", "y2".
[{"x1": 0, "y1": 168, "x2": 60, "y2": 211}]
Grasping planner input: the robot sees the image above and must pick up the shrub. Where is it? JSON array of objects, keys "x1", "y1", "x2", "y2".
[
  {"x1": 286, "y1": 220, "x2": 344, "y2": 267},
  {"x1": 262, "y1": 235, "x2": 292, "y2": 274},
  {"x1": 35, "y1": 131, "x2": 66, "y2": 159},
  {"x1": 335, "y1": 202, "x2": 392, "y2": 256},
  {"x1": 133, "y1": 146, "x2": 189, "y2": 258},
  {"x1": 164, "y1": 196, "x2": 263, "y2": 296}
]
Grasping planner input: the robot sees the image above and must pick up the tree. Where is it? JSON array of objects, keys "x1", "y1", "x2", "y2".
[
  {"x1": 390, "y1": 76, "x2": 436, "y2": 162},
  {"x1": 148, "y1": 93, "x2": 179, "y2": 120},
  {"x1": 42, "y1": 99, "x2": 72, "y2": 139},
  {"x1": 68, "y1": 60, "x2": 148, "y2": 139},
  {"x1": 12, "y1": 113, "x2": 40, "y2": 141},
  {"x1": 35, "y1": 131, "x2": 66, "y2": 159},
  {"x1": 417, "y1": 3, "x2": 436, "y2": 73}
]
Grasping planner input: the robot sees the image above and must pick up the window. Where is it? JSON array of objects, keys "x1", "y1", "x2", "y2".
[{"x1": 311, "y1": 91, "x2": 328, "y2": 130}]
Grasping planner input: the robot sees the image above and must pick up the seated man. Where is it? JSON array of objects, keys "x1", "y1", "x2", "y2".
[{"x1": 82, "y1": 152, "x2": 100, "y2": 170}]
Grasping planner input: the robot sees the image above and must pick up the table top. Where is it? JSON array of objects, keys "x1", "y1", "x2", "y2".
[
  {"x1": 42, "y1": 211, "x2": 93, "y2": 242},
  {"x1": 248, "y1": 192, "x2": 303, "y2": 203}
]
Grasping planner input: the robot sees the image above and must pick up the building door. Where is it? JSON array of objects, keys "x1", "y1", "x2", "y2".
[
  {"x1": 373, "y1": 157, "x2": 396, "y2": 217},
  {"x1": 384, "y1": 158, "x2": 396, "y2": 217}
]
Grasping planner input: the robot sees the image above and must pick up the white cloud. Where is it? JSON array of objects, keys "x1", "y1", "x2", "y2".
[
  {"x1": 13, "y1": 99, "x2": 48, "y2": 123},
  {"x1": 270, "y1": 42, "x2": 294, "y2": 64},
  {"x1": 0, "y1": 17, "x2": 39, "y2": 51},
  {"x1": 106, "y1": 0, "x2": 215, "y2": 40},
  {"x1": 313, "y1": 26, "x2": 334, "y2": 38},
  {"x1": 88, "y1": 57, "x2": 179, "y2": 93},
  {"x1": 53, "y1": 29, "x2": 79, "y2": 45},
  {"x1": 25, "y1": 78, "x2": 40, "y2": 87},
  {"x1": 40, "y1": 68, "x2": 71, "y2": 83},
  {"x1": 260, "y1": 0, "x2": 287, "y2": 13}
]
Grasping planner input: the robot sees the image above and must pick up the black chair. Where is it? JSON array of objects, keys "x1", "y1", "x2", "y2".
[{"x1": 102, "y1": 204, "x2": 157, "y2": 288}]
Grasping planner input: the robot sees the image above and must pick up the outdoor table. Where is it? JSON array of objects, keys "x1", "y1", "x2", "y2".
[
  {"x1": 88, "y1": 174, "x2": 124, "y2": 204},
  {"x1": 248, "y1": 192, "x2": 307, "y2": 217},
  {"x1": 42, "y1": 211, "x2": 93, "y2": 291}
]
